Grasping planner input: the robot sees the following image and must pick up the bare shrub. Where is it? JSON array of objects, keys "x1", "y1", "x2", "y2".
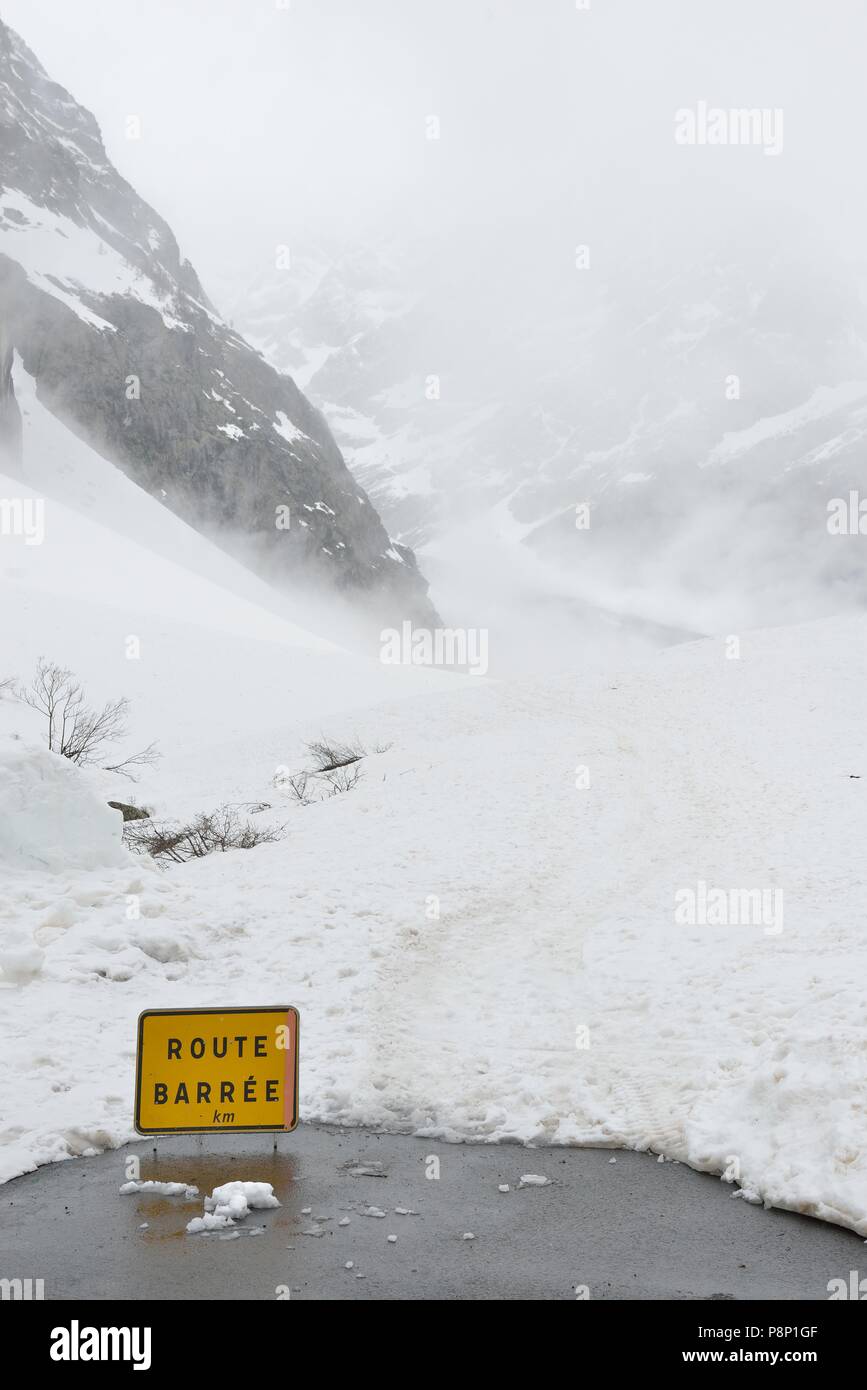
[
  {"x1": 280, "y1": 764, "x2": 364, "y2": 805},
  {"x1": 284, "y1": 772, "x2": 314, "y2": 806},
  {"x1": 125, "y1": 805, "x2": 285, "y2": 864},
  {"x1": 16, "y1": 658, "x2": 159, "y2": 779},
  {"x1": 275, "y1": 735, "x2": 381, "y2": 806},
  {"x1": 0, "y1": 676, "x2": 15, "y2": 697},
  {"x1": 320, "y1": 765, "x2": 364, "y2": 797},
  {"x1": 305, "y1": 737, "x2": 366, "y2": 773}
]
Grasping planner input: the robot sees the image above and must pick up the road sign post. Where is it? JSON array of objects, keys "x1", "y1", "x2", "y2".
[{"x1": 135, "y1": 1005, "x2": 299, "y2": 1135}]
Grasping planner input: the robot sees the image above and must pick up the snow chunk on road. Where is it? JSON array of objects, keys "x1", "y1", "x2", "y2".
[
  {"x1": 187, "y1": 1180, "x2": 280, "y2": 1233},
  {"x1": 120, "y1": 1180, "x2": 198, "y2": 1198}
]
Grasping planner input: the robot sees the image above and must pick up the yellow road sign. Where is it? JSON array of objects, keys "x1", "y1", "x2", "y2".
[{"x1": 135, "y1": 1005, "x2": 299, "y2": 1134}]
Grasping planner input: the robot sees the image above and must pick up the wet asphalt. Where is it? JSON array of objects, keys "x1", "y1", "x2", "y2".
[{"x1": 2, "y1": 1125, "x2": 862, "y2": 1300}]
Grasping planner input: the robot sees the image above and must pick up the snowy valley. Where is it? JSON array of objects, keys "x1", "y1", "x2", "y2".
[
  {"x1": 2, "y1": 343, "x2": 866, "y2": 1237},
  {"x1": 1, "y1": 2, "x2": 866, "y2": 1316}
]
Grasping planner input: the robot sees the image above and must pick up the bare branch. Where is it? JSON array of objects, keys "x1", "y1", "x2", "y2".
[
  {"x1": 16, "y1": 659, "x2": 159, "y2": 775},
  {"x1": 320, "y1": 765, "x2": 364, "y2": 796},
  {"x1": 103, "y1": 740, "x2": 161, "y2": 783}
]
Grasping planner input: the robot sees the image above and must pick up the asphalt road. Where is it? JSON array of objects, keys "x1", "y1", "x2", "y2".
[{"x1": 2, "y1": 1126, "x2": 861, "y2": 1300}]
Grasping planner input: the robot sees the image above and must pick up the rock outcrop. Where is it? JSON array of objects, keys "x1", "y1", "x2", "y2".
[{"x1": 0, "y1": 19, "x2": 436, "y2": 623}]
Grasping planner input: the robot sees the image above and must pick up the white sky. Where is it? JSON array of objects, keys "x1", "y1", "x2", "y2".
[{"x1": 4, "y1": 0, "x2": 867, "y2": 297}]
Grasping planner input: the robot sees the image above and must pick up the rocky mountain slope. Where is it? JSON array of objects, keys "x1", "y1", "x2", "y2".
[
  {"x1": 0, "y1": 18, "x2": 435, "y2": 624},
  {"x1": 227, "y1": 231, "x2": 867, "y2": 632}
]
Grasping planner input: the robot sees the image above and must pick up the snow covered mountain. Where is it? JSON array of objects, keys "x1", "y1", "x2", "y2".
[
  {"x1": 0, "y1": 18, "x2": 435, "y2": 624},
  {"x1": 227, "y1": 231, "x2": 867, "y2": 634}
]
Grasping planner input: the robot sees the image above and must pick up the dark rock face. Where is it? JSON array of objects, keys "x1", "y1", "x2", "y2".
[
  {"x1": 107, "y1": 801, "x2": 150, "y2": 823},
  {"x1": 0, "y1": 19, "x2": 436, "y2": 624}
]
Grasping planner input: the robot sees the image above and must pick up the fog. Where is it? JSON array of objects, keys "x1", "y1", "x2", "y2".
[
  {"x1": 7, "y1": 0, "x2": 867, "y2": 288},
  {"x1": 5, "y1": 0, "x2": 867, "y2": 671}
]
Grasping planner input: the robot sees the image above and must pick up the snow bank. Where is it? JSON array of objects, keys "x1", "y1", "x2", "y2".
[
  {"x1": 0, "y1": 709, "x2": 130, "y2": 987},
  {"x1": 0, "y1": 731, "x2": 126, "y2": 876}
]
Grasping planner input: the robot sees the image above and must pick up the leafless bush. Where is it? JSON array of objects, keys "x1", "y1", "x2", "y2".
[
  {"x1": 15, "y1": 659, "x2": 159, "y2": 780},
  {"x1": 320, "y1": 765, "x2": 364, "y2": 796},
  {"x1": 275, "y1": 734, "x2": 382, "y2": 807},
  {"x1": 0, "y1": 676, "x2": 15, "y2": 697},
  {"x1": 125, "y1": 805, "x2": 285, "y2": 864},
  {"x1": 284, "y1": 772, "x2": 314, "y2": 805},
  {"x1": 305, "y1": 737, "x2": 366, "y2": 773},
  {"x1": 280, "y1": 763, "x2": 364, "y2": 805}
]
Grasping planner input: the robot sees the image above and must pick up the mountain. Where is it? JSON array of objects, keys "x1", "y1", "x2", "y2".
[
  {"x1": 226, "y1": 230, "x2": 867, "y2": 633},
  {"x1": 0, "y1": 18, "x2": 435, "y2": 625}
]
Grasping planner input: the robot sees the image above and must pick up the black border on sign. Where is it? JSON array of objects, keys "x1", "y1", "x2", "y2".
[{"x1": 134, "y1": 1005, "x2": 300, "y2": 1135}]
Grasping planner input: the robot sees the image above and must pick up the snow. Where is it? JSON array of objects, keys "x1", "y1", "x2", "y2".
[
  {"x1": 0, "y1": 190, "x2": 187, "y2": 331},
  {"x1": 119, "y1": 1180, "x2": 198, "y2": 1197},
  {"x1": 1, "y1": 367, "x2": 866, "y2": 1241},
  {"x1": 184, "y1": 1178, "x2": 279, "y2": 1234},
  {"x1": 186, "y1": 1180, "x2": 279, "y2": 1233},
  {"x1": 0, "y1": 732, "x2": 126, "y2": 876},
  {"x1": 273, "y1": 410, "x2": 307, "y2": 445},
  {"x1": 5, "y1": 357, "x2": 339, "y2": 647},
  {"x1": 703, "y1": 381, "x2": 867, "y2": 467}
]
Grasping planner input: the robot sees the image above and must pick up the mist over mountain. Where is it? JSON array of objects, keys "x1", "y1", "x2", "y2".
[
  {"x1": 0, "y1": 17, "x2": 436, "y2": 627},
  {"x1": 223, "y1": 220, "x2": 867, "y2": 642},
  {"x1": 5, "y1": 0, "x2": 867, "y2": 650}
]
